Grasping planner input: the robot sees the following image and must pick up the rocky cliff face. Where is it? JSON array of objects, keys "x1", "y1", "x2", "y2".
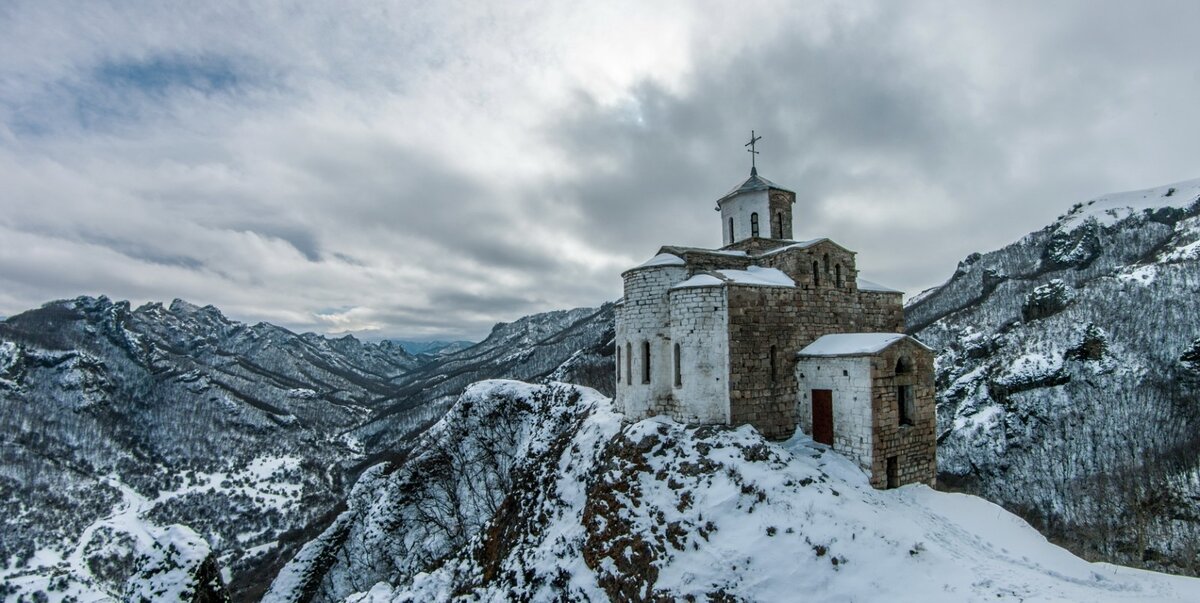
[
  {"x1": 264, "y1": 380, "x2": 1200, "y2": 602},
  {"x1": 908, "y1": 178, "x2": 1200, "y2": 575}
]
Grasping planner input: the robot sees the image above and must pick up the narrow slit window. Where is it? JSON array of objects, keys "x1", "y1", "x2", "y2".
[
  {"x1": 728, "y1": 217, "x2": 735, "y2": 242},
  {"x1": 812, "y1": 261, "x2": 820, "y2": 286},
  {"x1": 775, "y1": 212, "x2": 783, "y2": 238},
  {"x1": 823, "y1": 253, "x2": 830, "y2": 274},
  {"x1": 616, "y1": 345, "x2": 621, "y2": 382},
  {"x1": 770, "y1": 345, "x2": 777, "y2": 383},
  {"x1": 835, "y1": 264, "x2": 843, "y2": 288},
  {"x1": 626, "y1": 342, "x2": 632, "y2": 385},
  {"x1": 642, "y1": 341, "x2": 651, "y2": 384},
  {"x1": 898, "y1": 385, "x2": 914, "y2": 426},
  {"x1": 750, "y1": 212, "x2": 760, "y2": 237},
  {"x1": 673, "y1": 343, "x2": 682, "y2": 387}
]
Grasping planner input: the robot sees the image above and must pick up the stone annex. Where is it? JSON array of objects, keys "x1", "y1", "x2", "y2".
[{"x1": 613, "y1": 142, "x2": 937, "y2": 489}]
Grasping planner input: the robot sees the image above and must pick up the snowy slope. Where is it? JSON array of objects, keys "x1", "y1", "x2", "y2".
[
  {"x1": 908, "y1": 178, "x2": 1200, "y2": 575},
  {"x1": 266, "y1": 380, "x2": 1200, "y2": 602}
]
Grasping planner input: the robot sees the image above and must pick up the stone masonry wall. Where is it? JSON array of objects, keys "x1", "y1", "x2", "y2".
[
  {"x1": 659, "y1": 247, "x2": 753, "y2": 274},
  {"x1": 617, "y1": 236, "x2": 909, "y2": 454},
  {"x1": 768, "y1": 190, "x2": 794, "y2": 239},
  {"x1": 869, "y1": 340, "x2": 937, "y2": 488},
  {"x1": 725, "y1": 242, "x2": 904, "y2": 441},
  {"x1": 615, "y1": 264, "x2": 687, "y2": 420},
  {"x1": 795, "y1": 357, "x2": 874, "y2": 470},
  {"x1": 668, "y1": 286, "x2": 729, "y2": 423},
  {"x1": 857, "y1": 291, "x2": 904, "y2": 331},
  {"x1": 723, "y1": 237, "x2": 792, "y2": 255},
  {"x1": 726, "y1": 285, "x2": 801, "y2": 439}
]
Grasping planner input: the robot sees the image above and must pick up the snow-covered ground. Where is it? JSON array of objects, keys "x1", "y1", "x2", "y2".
[
  {"x1": 267, "y1": 380, "x2": 1200, "y2": 602},
  {"x1": 1, "y1": 455, "x2": 304, "y2": 601}
]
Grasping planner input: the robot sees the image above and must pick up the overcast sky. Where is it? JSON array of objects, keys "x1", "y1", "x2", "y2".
[{"x1": 1, "y1": 1, "x2": 1197, "y2": 340}]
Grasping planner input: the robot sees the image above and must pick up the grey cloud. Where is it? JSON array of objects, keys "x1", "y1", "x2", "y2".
[
  {"x1": 542, "y1": 2, "x2": 1200, "y2": 294},
  {"x1": 2, "y1": 2, "x2": 1199, "y2": 340}
]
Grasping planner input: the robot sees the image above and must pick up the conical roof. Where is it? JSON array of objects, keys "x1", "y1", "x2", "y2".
[{"x1": 716, "y1": 167, "x2": 795, "y2": 205}]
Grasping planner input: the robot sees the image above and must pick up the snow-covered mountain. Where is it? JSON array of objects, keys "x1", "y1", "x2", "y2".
[
  {"x1": 264, "y1": 379, "x2": 1199, "y2": 602},
  {"x1": 348, "y1": 304, "x2": 615, "y2": 456},
  {"x1": 0, "y1": 296, "x2": 615, "y2": 601},
  {"x1": 0, "y1": 296, "x2": 423, "y2": 600},
  {"x1": 908, "y1": 178, "x2": 1200, "y2": 575}
]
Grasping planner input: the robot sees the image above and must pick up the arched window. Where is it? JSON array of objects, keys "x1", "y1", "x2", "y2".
[
  {"x1": 616, "y1": 345, "x2": 621, "y2": 382},
  {"x1": 625, "y1": 342, "x2": 632, "y2": 385},
  {"x1": 770, "y1": 345, "x2": 778, "y2": 383},
  {"x1": 774, "y1": 212, "x2": 783, "y2": 238},
  {"x1": 750, "y1": 212, "x2": 760, "y2": 237},
  {"x1": 823, "y1": 253, "x2": 830, "y2": 274},
  {"x1": 642, "y1": 341, "x2": 651, "y2": 384},
  {"x1": 728, "y1": 217, "x2": 735, "y2": 242},
  {"x1": 895, "y1": 356, "x2": 913, "y2": 374},
  {"x1": 673, "y1": 343, "x2": 682, "y2": 387},
  {"x1": 835, "y1": 264, "x2": 843, "y2": 288},
  {"x1": 811, "y1": 261, "x2": 820, "y2": 286}
]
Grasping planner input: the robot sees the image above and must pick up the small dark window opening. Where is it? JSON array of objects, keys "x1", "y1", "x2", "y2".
[
  {"x1": 642, "y1": 341, "x2": 651, "y2": 384},
  {"x1": 898, "y1": 385, "x2": 915, "y2": 426},
  {"x1": 625, "y1": 342, "x2": 632, "y2": 385},
  {"x1": 616, "y1": 346, "x2": 621, "y2": 382},
  {"x1": 750, "y1": 212, "x2": 760, "y2": 237},
  {"x1": 811, "y1": 261, "x2": 820, "y2": 286},
  {"x1": 769, "y1": 345, "x2": 778, "y2": 383},
  {"x1": 835, "y1": 264, "x2": 843, "y2": 288},
  {"x1": 728, "y1": 217, "x2": 735, "y2": 242},
  {"x1": 823, "y1": 253, "x2": 830, "y2": 274},
  {"x1": 673, "y1": 343, "x2": 682, "y2": 387},
  {"x1": 775, "y1": 212, "x2": 783, "y2": 238},
  {"x1": 895, "y1": 356, "x2": 913, "y2": 374},
  {"x1": 886, "y1": 456, "x2": 899, "y2": 489}
]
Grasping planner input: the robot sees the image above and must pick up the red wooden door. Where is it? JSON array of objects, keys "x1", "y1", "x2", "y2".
[{"x1": 812, "y1": 389, "x2": 834, "y2": 446}]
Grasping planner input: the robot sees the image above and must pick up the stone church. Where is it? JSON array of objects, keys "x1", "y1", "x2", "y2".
[{"x1": 613, "y1": 148, "x2": 936, "y2": 489}]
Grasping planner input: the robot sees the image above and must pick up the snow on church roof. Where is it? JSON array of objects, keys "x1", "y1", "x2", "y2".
[
  {"x1": 716, "y1": 169, "x2": 796, "y2": 204},
  {"x1": 637, "y1": 253, "x2": 687, "y2": 268},
  {"x1": 671, "y1": 274, "x2": 725, "y2": 289},
  {"x1": 797, "y1": 333, "x2": 929, "y2": 357},
  {"x1": 717, "y1": 266, "x2": 794, "y2": 287},
  {"x1": 671, "y1": 266, "x2": 795, "y2": 290},
  {"x1": 857, "y1": 278, "x2": 902, "y2": 293}
]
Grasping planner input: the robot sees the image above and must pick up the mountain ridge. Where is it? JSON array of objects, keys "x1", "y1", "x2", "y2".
[
  {"x1": 0, "y1": 294, "x2": 615, "y2": 601},
  {"x1": 908, "y1": 176, "x2": 1200, "y2": 575}
]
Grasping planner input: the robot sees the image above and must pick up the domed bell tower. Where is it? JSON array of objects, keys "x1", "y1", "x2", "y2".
[{"x1": 715, "y1": 131, "x2": 795, "y2": 247}]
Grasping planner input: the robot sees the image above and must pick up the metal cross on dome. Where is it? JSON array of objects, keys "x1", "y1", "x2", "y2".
[{"x1": 745, "y1": 130, "x2": 762, "y2": 173}]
